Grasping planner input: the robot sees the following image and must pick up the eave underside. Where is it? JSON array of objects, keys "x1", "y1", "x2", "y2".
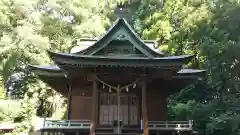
[
  {"x1": 29, "y1": 65, "x2": 206, "y2": 96},
  {"x1": 35, "y1": 75, "x2": 200, "y2": 96}
]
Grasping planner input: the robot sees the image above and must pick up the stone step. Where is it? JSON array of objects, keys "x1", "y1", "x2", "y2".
[
  {"x1": 95, "y1": 133, "x2": 141, "y2": 135},
  {"x1": 95, "y1": 128, "x2": 142, "y2": 132}
]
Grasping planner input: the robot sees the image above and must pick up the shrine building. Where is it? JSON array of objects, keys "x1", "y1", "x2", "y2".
[{"x1": 30, "y1": 6, "x2": 206, "y2": 135}]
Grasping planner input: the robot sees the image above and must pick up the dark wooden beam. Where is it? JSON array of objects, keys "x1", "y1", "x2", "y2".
[
  {"x1": 95, "y1": 88, "x2": 99, "y2": 125},
  {"x1": 141, "y1": 77, "x2": 149, "y2": 135},
  {"x1": 90, "y1": 75, "x2": 97, "y2": 135},
  {"x1": 67, "y1": 81, "x2": 72, "y2": 120}
]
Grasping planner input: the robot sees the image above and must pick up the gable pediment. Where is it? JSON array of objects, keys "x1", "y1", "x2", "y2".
[
  {"x1": 94, "y1": 40, "x2": 145, "y2": 57},
  {"x1": 93, "y1": 27, "x2": 147, "y2": 57},
  {"x1": 78, "y1": 18, "x2": 164, "y2": 58}
]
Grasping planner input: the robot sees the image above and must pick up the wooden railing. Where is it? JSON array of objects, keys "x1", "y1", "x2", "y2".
[
  {"x1": 42, "y1": 120, "x2": 91, "y2": 129},
  {"x1": 42, "y1": 119, "x2": 193, "y2": 131},
  {"x1": 148, "y1": 120, "x2": 193, "y2": 131}
]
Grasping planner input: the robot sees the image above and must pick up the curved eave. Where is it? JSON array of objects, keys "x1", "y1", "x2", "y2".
[
  {"x1": 48, "y1": 51, "x2": 194, "y2": 68},
  {"x1": 38, "y1": 75, "x2": 68, "y2": 97},
  {"x1": 74, "y1": 18, "x2": 164, "y2": 57},
  {"x1": 175, "y1": 69, "x2": 207, "y2": 79},
  {"x1": 163, "y1": 69, "x2": 206, "y2": 94},
  {"x1": 29, "y1": 65, "x2": 68, "y2": 96},
  {"x1": 150, "y1": 77, "x2": 201, "y2": 95},
  {"x1": 29, "y1": 65, "x2": 64, "y2": 77}
]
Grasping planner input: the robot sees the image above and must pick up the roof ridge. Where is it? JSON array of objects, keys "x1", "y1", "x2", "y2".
[{"x1": 79, "y1": 38, "x2": 156, "y2": 43}]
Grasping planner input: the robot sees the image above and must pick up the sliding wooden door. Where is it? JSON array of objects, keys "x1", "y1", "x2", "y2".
[{"x1": 99, "y1": 93, "x2": 139, "y2": 126}]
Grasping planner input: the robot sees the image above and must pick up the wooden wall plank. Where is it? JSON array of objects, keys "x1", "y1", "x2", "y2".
[
  {"x1": 147, "y1": 88, "x2": 168, "y2": 121},
  {"x1": 70, "y1": 96, "x2": 92, "y2": 120}
]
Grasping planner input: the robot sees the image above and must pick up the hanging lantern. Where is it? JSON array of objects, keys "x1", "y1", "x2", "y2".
[
  {"x1": 126, "y1": 87, "x2": 129, "y2": 92},
  {"x1": 133, "y1": 83, "x2": 136, "y2": 88},
  {"x1": 102, "y1": 84, "x2": 105, "y2": 89}
]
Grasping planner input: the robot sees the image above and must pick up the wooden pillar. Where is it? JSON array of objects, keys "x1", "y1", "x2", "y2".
[
  {"x1": 95, "y1": 85, "x2": 99, "y2": 124},
  {"x1": 141, "y1": 78, "x2": 149, "y2": 135},
  {"x1": 90, "y1": 75, "x2": 97, "y2": 135},
  {"x1": 66, "y1": 81, "x2": 72, "y2": 120}
]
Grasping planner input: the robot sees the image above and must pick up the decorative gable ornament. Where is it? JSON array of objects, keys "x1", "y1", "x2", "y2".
[{"x1": 115, "y1": 33, "x2": 127, "y2": 40}]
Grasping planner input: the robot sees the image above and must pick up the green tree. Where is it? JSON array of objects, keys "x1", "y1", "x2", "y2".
[
  {"x1": 128, "y1": 0, "x2": 240, "y2": 134},
  {"x1": 0, "y1": 0, "x2": 110, "y2": 133}
]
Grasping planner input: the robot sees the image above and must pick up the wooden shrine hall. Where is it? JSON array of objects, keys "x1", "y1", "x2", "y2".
[{"x1": 30, "y1": 15, "x2": 206, "y2": 135}]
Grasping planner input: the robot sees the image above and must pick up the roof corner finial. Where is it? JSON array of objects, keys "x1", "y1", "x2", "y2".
[{"x1": 115, "y1": 0, "x2": 131, "y2": 22}]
